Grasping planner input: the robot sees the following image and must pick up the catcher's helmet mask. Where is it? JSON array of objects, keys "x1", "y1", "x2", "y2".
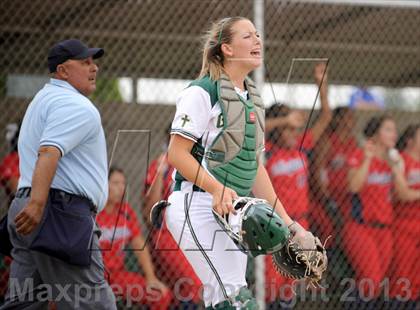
[{"x1": 213, "y1": 197, "x2": 290, "y2": 257}]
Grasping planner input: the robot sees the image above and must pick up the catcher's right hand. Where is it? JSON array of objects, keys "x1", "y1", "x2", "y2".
[{"x1": 272, "y1": 221, "x2": 328, "y2": 285}]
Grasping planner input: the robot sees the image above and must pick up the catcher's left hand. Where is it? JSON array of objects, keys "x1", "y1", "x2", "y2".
[{"x1": 272, "y1": 221, "x2": 328, "y2": 285}]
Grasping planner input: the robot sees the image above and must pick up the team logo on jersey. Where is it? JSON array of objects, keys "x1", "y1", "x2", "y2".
[
  {"x1": 249, "y1": 111, "x2": 256, "y2": 123},
  {"x1": 180, "y1": 114, "x2": 191, "y2": 127},
  {"x1": 217, "y1": 113, "x2": 224, "y2": 128}
]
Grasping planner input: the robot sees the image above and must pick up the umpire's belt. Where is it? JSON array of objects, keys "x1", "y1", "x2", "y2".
[
  {"x1": 16, "y1": 187, "x2": 97, "y2": 213},
  {"x1": 17, "y1": 187, "x2": 97, "y2": 266}
]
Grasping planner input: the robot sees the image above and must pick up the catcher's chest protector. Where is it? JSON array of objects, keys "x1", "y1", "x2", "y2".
[{"x1": 191, "y1": 74, "x2": 265, "y2": 196}]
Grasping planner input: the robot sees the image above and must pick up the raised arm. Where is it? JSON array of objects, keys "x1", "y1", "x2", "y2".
[
  {"x1": 348, "y1": 141, "x2": 375, "y2": 193},
  {"x1": 310, "y1": 63, "x2": 332, "y2": 144},
  {"x1": 311, "y1": 132, "x2": 332, "y2": 197}
]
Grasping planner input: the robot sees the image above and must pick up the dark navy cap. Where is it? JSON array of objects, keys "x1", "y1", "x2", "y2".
[{"x1": 48, "y1": 39, "x2": 104, "y2": 73}]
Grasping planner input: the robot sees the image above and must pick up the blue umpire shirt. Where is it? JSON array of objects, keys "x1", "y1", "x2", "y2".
[{"x1": 18, "y1": 78, "x2": 108, "y2": 211}]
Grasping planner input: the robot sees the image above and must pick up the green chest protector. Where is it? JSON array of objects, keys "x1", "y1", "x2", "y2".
[{"x1": 187, "y1": 74, "x2": 265, "y2": 196}]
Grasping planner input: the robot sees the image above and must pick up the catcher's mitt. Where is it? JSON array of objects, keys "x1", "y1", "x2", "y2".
[{"x1": 272, "y1": 221, "x2": 328, "y2": 285}]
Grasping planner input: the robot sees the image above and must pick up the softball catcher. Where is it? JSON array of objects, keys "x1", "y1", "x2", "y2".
[{"x1": 158, "y1": 17, "x2": 327, "y2": 309}]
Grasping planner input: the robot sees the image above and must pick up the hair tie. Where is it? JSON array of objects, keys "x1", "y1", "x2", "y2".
[{"x1": 217, "y1": 19, "x2": 228, "y2": 45}]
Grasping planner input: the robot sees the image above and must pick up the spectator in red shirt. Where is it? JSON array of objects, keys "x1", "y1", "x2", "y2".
[
  {"x1": 142, "y1": 127, "x2": 202, "y2": 308},
  {"x1": 388, "y1": 124, "x2": 420, "y2": 308},
  {"x1": 0, "y1": 123, "x2": 20, "y2": 205},
  {"x1": 264, "y1": 63, "x2": 332, "y2": 307},
  {"x1": 342, "y1": 115, "x2": 414, "y2": 308},
  {"x1": 0, "y1": 123, "x2": 20, "y2": 301},
  {"x1": 310, "y1": 107, "x2": 357, "y2": 241},
  {"x1": 97, "y1": 167, "x2": 172, "y2": 309}
]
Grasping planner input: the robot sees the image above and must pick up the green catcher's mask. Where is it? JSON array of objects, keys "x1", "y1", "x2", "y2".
[{"x1": 213, "y1": 197, "x2": 290, "y2": 257}]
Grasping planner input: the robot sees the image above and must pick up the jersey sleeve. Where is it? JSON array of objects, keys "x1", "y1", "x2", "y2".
[
  {"x1": 40, "y1": 99, "x2": 99, "y2": 156},
  {"x1": 171, "y1": 86, "x2": 212, "y2": 142},
  {"x1": 348, "y1": 149, "x2": 363, "y2": 168}
]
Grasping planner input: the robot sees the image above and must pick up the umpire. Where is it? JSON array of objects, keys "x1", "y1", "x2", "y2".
[{"x1": 0, "y1": 39, "x2": 116, "y2": 309}]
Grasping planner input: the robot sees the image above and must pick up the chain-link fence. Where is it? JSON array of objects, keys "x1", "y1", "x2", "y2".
[{"x1": 1, "y1": 0, "x2": 419, "y2": 309}]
